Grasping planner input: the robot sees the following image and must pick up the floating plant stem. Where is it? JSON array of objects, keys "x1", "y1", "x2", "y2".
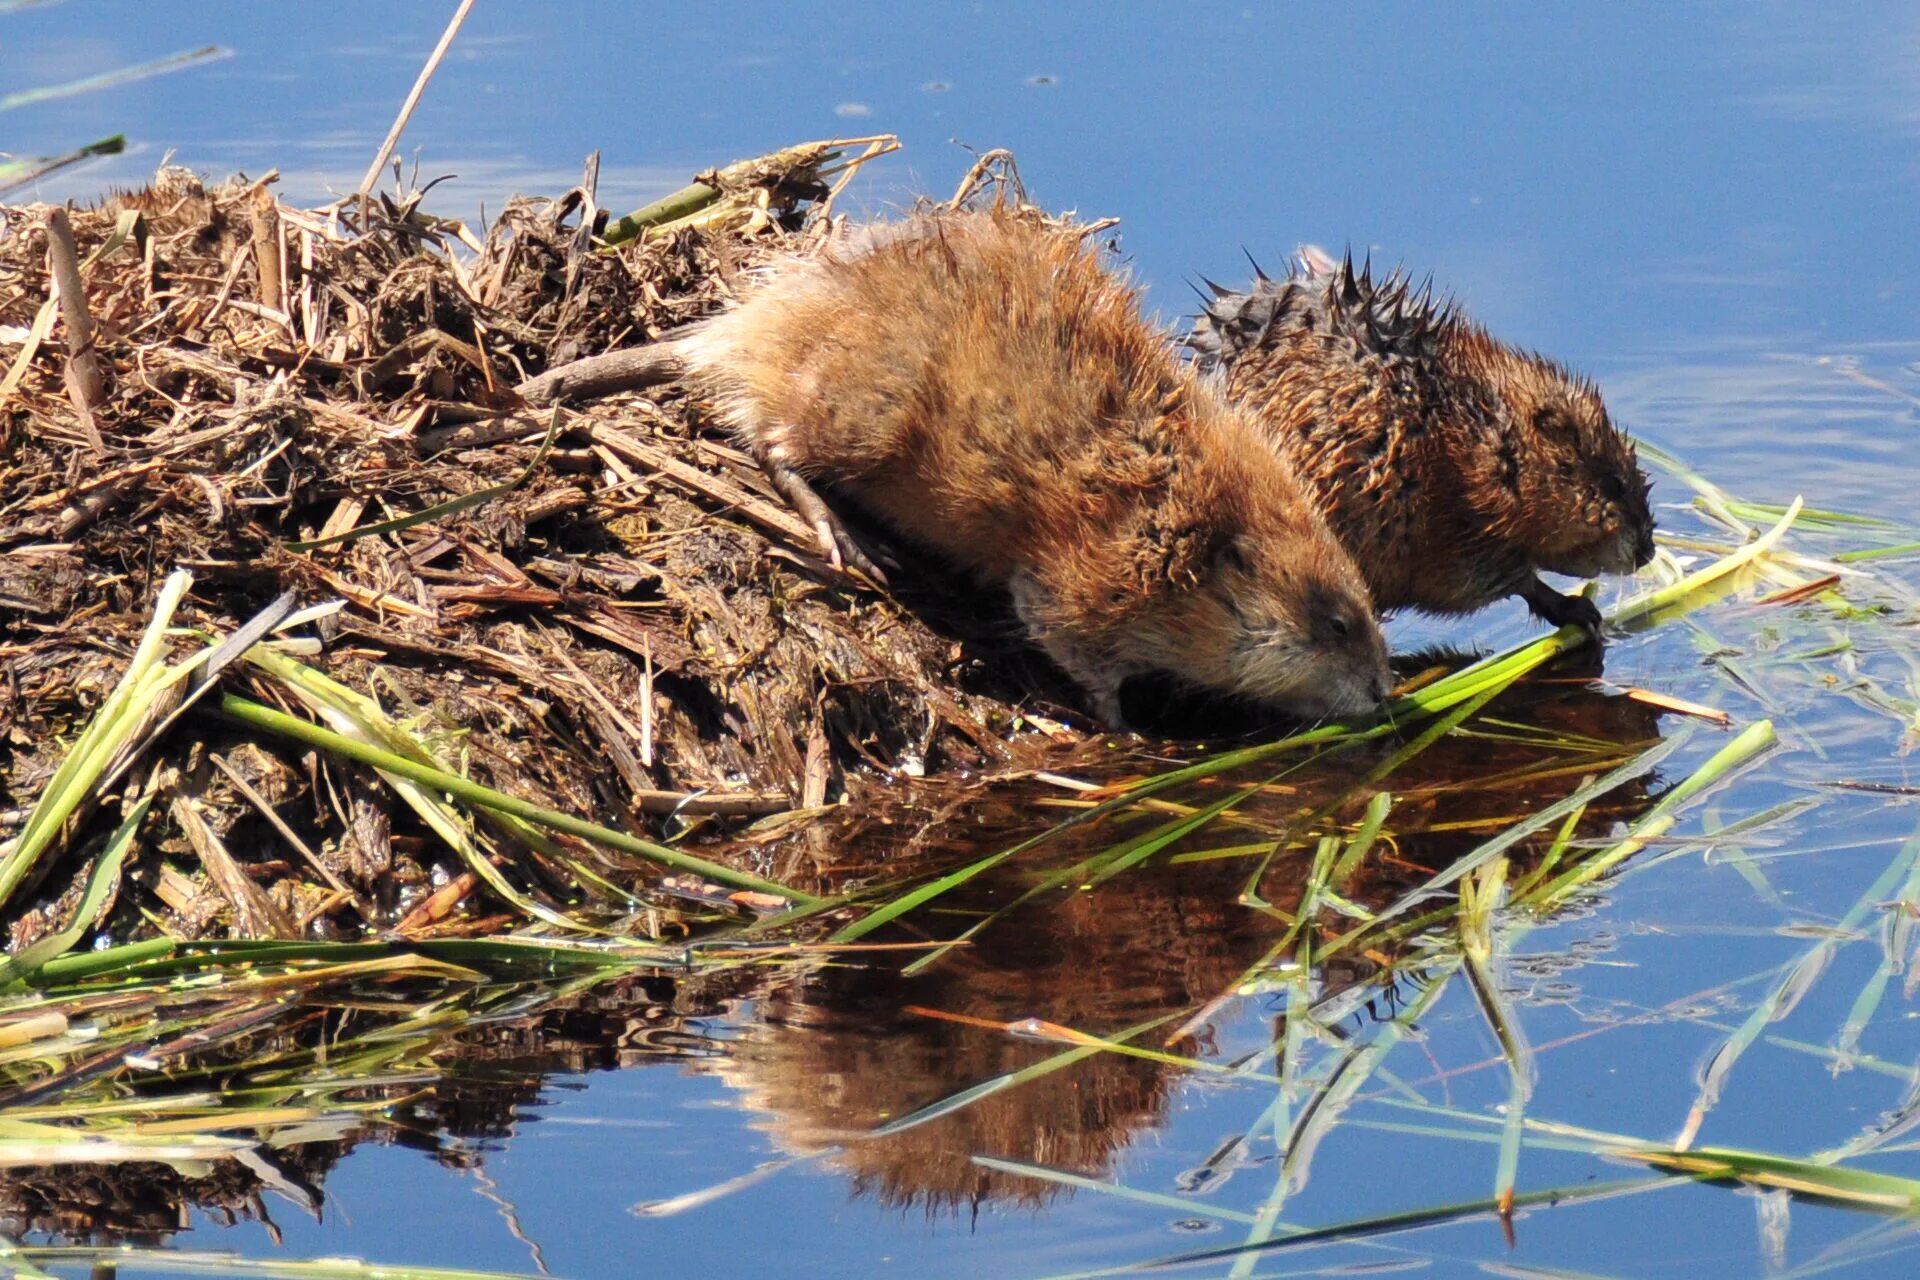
[{"x1": 1676, "y1": 819, "x2": 1920, "y2": 1150}]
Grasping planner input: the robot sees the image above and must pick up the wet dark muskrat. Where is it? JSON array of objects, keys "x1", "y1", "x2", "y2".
[
  {"x1": 530, "y1": 209, "x2": 1392, "y2": 726},
  {"x1": 1189, "y1": 247, "x2": 1655, "y2": 632}
]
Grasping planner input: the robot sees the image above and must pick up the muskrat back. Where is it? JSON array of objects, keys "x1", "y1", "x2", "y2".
[
  {"x1": 672, "y1": 209, "x2": 1390, "y2": 724},
  {"x1": 1190, "y1": 249, "x2": 1655, "y2": 632}
]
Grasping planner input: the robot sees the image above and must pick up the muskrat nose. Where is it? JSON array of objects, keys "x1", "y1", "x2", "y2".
[
  {"x1": 1633, "y1": 527, "x2": 1656, "y2": 568},
  {"x1": 1372, "y1": 671, "x2": 1392, "y2": 704}
]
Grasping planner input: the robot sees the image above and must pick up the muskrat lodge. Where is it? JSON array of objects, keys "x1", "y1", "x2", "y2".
[{"x1": 0, "y1": 143, "x2": 1647, "y2": 946}]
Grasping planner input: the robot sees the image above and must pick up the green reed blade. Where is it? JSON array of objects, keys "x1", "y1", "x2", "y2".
[
  {"x1": 0, "y1": 571, "x2": 198, "y2": 916},
  {"x1": 0, "y1": 794, "x2": 150, "y2": 987},
  {"x1": 1033, "y1": 1176, "x2": 1680, "y2": 1278},
  {"x1": 1322, "y1": 734, "x2": 1688, "y2": 959},
  {"x1": 972, "y1": 1155, "x2": 1261, "y2": 1225},
  {"x1": 1614, "y1": 1145, "x2": 1920, "y2": 1215},
  {"x1": 1524, "y1": 719, "x2": 1778, "y2": 906},
  {"x1": 1676, "y1": 819, "x2": 1920, "y2": 1149},
  {"x1": 220, "y1": 690, "x2": 813, "y2": 904},
  {"x1": 1280, "y1": 960, "x2": 1460, "y2": 1199},
  {"x1": 860, "y1": 1014, "x2": 1180, "y2": 1140},
  {"x1": 285, "y1": 408, "x2": 563, "y2": 550}
]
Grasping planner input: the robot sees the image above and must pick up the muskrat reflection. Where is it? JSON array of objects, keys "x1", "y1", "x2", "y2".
[{"x1": 708, "y1": 674, "x2": 1665, "y2": 1215}]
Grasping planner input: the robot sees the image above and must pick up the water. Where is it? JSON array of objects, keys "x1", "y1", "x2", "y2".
[{"x1": 6, "y1": 3, "x2": 1920, "y2": 1277}]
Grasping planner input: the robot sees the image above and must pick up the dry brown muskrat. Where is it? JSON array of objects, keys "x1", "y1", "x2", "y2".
[{"x1": 533, "y1": 209, "x2": 1393, "y2": 726}]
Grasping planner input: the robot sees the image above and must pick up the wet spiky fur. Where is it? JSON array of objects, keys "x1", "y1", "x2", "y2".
[
  {"x1": 1189, "y1": 249, "x2": 1654, "y2": 626},
  {"x1": 672, "y1": 209, "x2": 1391, "y2": 724}
]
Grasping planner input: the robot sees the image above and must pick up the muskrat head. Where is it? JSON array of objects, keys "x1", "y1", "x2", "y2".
[
  {"x1": 1482, "y1": 351, "x2": 1655, "y2": 580},
  {"x1": 1179, "y1": 532, "x2": 1391, "y2": 720}
]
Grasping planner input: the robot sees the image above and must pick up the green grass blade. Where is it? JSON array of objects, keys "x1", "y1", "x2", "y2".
[
  {"x1": 0, "y1": 571, "x2": 197, "y2": 914},
  {"x1": 0, "y1": 795, "x2": 150, "y2": 986},
  {"x1": 284, "y1": 409, "x2": 564, "y2": 551},
  {"x1": 1329, "y1": 790, "x2": 1393, "y2": 886},
  {"x1": 1610, "y1": 497, "x2": 1803, "y2": 631},
  {"x1": 1322, "y1": 734, "x2": 1688, "y2": 958},
  {"x1": 1458, "y1": 858, "x2": 1533, "y2": 1216},
  {"x1": 860, "y1": 1014, "x2": 1179, "y2": 1140},
  {"x1": 0, "y1": 133, "x2": 124, "y2": 196},
  {"x1": 971, "y1": 1155, "x2": 1261, "y2": 1225},
  {"x1": 1834, "y1": 829, "x2": 1920, "y2": 1061},
  {"x1": 1615, "y1": 1145, "x2": 1920, "y2": 1215},
  {"x1": 899, "y1": 780, "x2": 1269, "y2": 975},
  {"x1": 1677, "y1": 820, "x2": 1920, "y2": 1148},
  {"x1": 1525, "y1": 719, "x2": 1779, "y2": 905},
  {"x1": 1281, "y1": 959, "x2": 1460, "y2": 1197},
  {"x1": 220, "y1": 689, "x2": 813, "y2": 904},
  {"x1": 1033, "y1": 1176, "x2": 1679, "y2": 1278}
]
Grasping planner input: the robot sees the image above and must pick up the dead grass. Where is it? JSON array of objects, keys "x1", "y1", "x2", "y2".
[{"x1": 0, "y1": 142, "x2": 1083, "y2": 948}]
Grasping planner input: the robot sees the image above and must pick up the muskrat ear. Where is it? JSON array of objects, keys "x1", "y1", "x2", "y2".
[
  {"x1": 1531, "y1": 406, "x2": 1575, "y2": 438},
  {"x1": 1213, "y1": 536, "x2": 1253, "y2": 576}
]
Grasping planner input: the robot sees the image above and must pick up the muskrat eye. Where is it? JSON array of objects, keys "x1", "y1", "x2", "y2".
[
  {"x1": 1328, "y1": 615, "x2": 1351, "y2": 640},
  {"x1": 1216, "y1": 539, "x2": 1253, "y2": 575}
]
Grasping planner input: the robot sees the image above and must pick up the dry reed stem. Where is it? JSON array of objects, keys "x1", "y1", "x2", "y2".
[
  {"x1": 355, "y1": 0, "x2": 475, "y2": 205},
  {"x1": 43, "y1": 207, "x2": 106, "y2": 448},
  {"x1": 249, "y1": 188, "x2": 283, "y2": 314}
]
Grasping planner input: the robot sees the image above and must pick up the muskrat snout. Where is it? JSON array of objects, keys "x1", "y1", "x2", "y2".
[
  {"x1": 1632, "y1": 523, "x2": 1657, "y2": 569},
  {"x1": 1276, "y1": 599, "x2": 1392, "y2": 719}
]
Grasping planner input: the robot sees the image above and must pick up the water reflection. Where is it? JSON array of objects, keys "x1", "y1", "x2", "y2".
[
  {"x1": 716, "y1": 672, "x2": 1665, "y2": 1213},
  {"x1": 0, "y1": 674, "x2": 1668, "y2": 1241}
]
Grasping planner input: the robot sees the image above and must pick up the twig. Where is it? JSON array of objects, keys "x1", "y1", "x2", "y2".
[
  {"x1": 210, "y1": 753, "x2": 356, "y2": 898},
  {"x1": 44, "y1": 207, "x2": 106, "y2": 449},
  {"x1": 355, "y1": 0, "x2": 476, "y2": 206},
  {"x1": 171, "y1": 791, "x2": 299, "y2": 939},
  {"x1": 250, "y1": 188, "x2": 284, "y2": 314},
  {"x1": 517, "y1": 344, "x2": 683, "y2": 406}
]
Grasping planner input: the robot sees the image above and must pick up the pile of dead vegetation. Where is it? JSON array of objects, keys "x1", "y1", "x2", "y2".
[{"x1": 0, "y1": 138, "x2": 1085, "y2": 949}]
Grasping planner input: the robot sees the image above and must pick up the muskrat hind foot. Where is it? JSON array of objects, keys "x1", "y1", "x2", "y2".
[
  {"x1": 1519, "y1": 576, "x2": 1604, "y2": 639},
  {"x1": 758, "y1": 454, "x2": 891, "y2": 585}
]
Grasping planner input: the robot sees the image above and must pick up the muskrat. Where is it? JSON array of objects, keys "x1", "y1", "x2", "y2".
[
  {"x1": 1188, "y1": 247, "x2": 1655, "y2": 632},
  {"x1": 530, "y1": 209, "x2": 1391, "y2": 725}
]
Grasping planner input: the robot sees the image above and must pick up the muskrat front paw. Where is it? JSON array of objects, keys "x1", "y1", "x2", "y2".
[{"x1": 1519, "y1": 577, "x2": 1603, "y2": 638}]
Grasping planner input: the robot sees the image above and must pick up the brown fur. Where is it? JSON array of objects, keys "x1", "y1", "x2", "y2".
[
  {"x1": 672, "y1": 210, "x2": 1390, "y2": 723},
  {"x1": 1190, "y1": 252, "x2": 1655, "y2": 628}
]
